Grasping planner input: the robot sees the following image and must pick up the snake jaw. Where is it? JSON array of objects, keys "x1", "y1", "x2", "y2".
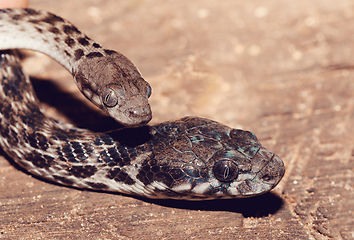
[
  {"x1": 256, "y1": 153, "x2": 285, "y2": 186},
  {"x1": 230, "y1": 152, "x2": 285, "y2": 197}
]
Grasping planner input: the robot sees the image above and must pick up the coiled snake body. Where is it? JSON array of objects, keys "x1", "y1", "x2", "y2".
[{"x1": 0, "y1": 9, "x2": 285, "y2": 200}]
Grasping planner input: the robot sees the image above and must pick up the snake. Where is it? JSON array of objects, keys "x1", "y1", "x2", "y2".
[
  {"x1": 0, "y1": 8, "x2": 152, "y2": 127},
  {"x1": 0, "y1": 8, "x2": 285, "y2": 200}
]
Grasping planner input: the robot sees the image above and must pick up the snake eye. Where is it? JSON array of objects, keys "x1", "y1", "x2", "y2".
[
  {"x1": 103, "y1": 87, "x2": 118, "y2": 107},
  {"x1": 146, "y1": 84, "x2": 152, "y2": 98},
  {"x1": 213, "y1": 160, "x2": 238, "y2": 182}
]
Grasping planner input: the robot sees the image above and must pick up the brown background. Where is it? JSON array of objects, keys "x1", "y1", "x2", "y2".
[{"x1": 1, "y1": 0, "x2": 353, "y2": 239}]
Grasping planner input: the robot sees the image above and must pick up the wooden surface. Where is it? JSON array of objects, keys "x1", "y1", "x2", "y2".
[{"x1": 1, "y1": 0, "x2": 353, "y2": 239}]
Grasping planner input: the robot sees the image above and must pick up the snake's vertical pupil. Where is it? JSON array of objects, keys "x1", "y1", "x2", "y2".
[
  {"x1": 103, "y1": 87, "x2": 118, "y2": 107},
  {"x1": 223, "y1": 165, "x2": 230, "y2": 179},
  {"x1": 213, "y1": 160, "x2": 238, "y2": 182}
]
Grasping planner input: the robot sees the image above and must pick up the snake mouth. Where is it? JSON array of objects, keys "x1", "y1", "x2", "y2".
[
  {"x1": 105, "y1": 104, "x2": 152, "y2": 127},
  {"x1": 257, "y1": 153, "x2": 285, "y2": 185},
  {"x1": 235, "y1": 152, "x2": 285, "y2": 197},
  {"x1": 126, "y1": 107, "x2": 152, "y2": 126}
]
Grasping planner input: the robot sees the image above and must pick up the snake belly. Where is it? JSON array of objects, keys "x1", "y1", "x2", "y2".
[
  {"x1": 0, "y1": 8, "x2": 152, "y2": 126},
  {"x1": 0, "y1": 51, "x2": 285, "y2": 200}
]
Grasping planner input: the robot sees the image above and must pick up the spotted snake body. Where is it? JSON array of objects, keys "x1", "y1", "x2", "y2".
[{"x1": 0, "y1": 9, "x2": 285, "y2": 200}]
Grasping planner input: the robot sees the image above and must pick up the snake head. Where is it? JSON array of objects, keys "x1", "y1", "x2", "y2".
[
  {"x1": 73, "y1": 50, "x2": 152, "y2": 127},
  {"x1": 135, "y1": 117, "x2": 285, "y2": 199}
]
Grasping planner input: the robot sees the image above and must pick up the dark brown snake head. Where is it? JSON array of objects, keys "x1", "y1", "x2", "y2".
[
  {"x1": 134, "y1": 117, "x2": 285, "y2": 199},
  {"x1": 74, "y1": 50, "x2": 152, "y2": 126}
]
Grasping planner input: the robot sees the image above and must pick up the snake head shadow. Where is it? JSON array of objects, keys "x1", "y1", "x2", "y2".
[
  {"x1": 134, "y1": 117, "x2": 285, "y2": 200},
  {"x1": 73, "y1": 50, "x2": 152, "y2": 127}
]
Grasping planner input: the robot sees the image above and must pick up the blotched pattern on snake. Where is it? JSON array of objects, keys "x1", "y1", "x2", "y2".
[{"x1": 0, "y1": 9, "x2": 285, "y2": 200}]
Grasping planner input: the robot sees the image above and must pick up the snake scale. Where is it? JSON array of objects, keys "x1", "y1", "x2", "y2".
[{"x1": 0, "y1": 8, "x2": 285, "y2": 200}]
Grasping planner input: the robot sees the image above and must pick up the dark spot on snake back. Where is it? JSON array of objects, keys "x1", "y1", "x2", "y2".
[
  {"x1": 12, "y1": 14, "x2": 21, "y2": 20},
  {"x1": 52, "y1": 130, "x2": 68, "y2": 141},
  {"x1": 71, "y1": 141, "x2": 85, "y2": 158},
  {"x1": 78, "y1": 37, "x2": 90, "y2": 46},
  {"x1": 53, "y1": 175, "x2": 74, "y2": 185},
  {"x1": 104, "y1": 49, "x2": 116, "y2": 55},
  {"x1": 49, "y1": 27, "x2": 60, "y2": 34},
  {"x1": 136, "y1": 160, "x2": 175, "y2": 187},
  {"x1": 107, "y1": 146, "x2": 121, "y2": 161},
  {"x1": 42, "y1": 13, "x2": 65, "y2": 25},
  {"x1": 69, "y1": 165, "x2": 98, "y2": 179},
  {"x1": 65, "y1": 37, "x2": 75, "y2": 47},
  {"x1": 86, "y1": 52, "x2": 103, "y2": 58},
  {"x1": 0, "y1": 127, "x2": 18, "y2": 146},
  {"x1": 60, "y1": 143, "x2": 77, "y2": 163},
  {"x1": 28, "y1": 19, "x2": 40, "y2": 24},
  {"x1": 26, "y1": 151, "x2": 53, "y2": 169},
  {"x1": 74, "y1": 49, "x2": 84, "y2": 60},
  {"x1": 82, "y1": 142, "x2": 94, "y2": 156},
  {"x1": 106, "y1": 167, "x2": 121, "y2": 179},
  {"x1": 100, "y1": 134, "x2": 114, "y2": 145},
  {"x1": 99, "y1": 150, "x2": 112, "y2": 163},
  {"x1": 86, "y1": 182, "x2": 109, "y2": 189},
  {"x1": 27, "y1": 132, "x2": 46, "y2": 150},
  {"x1": 24, "y1": 9, "x2": 40, "y2": 16},
  {"x1": 119, "y1": 171, "x2": 135, "y2": 185},
  {"x1": 106, "y1": 167, "x2": 135, "y2": 185},
  {"x1": 92, "y1": 43, "x2": 101, "y2": 48},
  {"x1": 35, "y1": 26, "x2": 43, "y2": 33},
  {"x1": 93, "y1": 136, "x2": 103, "y2": 146},
  {"x1": 36, "y1": 132, "x2": 50, "y2": 150},
  {"x1": 64, "y1": 50, "x2": 71, "y2": 57},
  {"x1": 63, "y1": 24, "x2": 81, "y2": 34}
]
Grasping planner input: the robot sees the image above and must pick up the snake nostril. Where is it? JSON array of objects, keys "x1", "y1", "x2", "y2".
[
  {"x1": 126, "y1": 108, "x2": 152, "y2": 125},
  {"x1": 262, "y1": 174, "x2": 273, "y2": 182},
  {"x1": 128, "y1": 107, "x2": 151, "y2": 118},
  {"x1": 128, "y1": 109, "x2": 139, "y2": 117}
]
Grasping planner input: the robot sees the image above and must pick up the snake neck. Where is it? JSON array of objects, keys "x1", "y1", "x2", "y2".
[{"x1": 0, "y1": 8, "x2": 102, "y2": 72}]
